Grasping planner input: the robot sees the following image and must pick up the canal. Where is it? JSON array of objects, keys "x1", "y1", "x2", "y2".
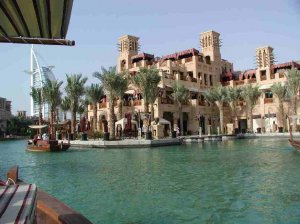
[{"x1": 0, "y1": 138, "x2": 299, "y2": 223}]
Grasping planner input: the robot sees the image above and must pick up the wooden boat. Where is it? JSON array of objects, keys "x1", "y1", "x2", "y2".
[
  {"x1": 27, "y1": 125, "x2": 70, "y2": 152},
  {"x1": 288, "y1": 115, "x2": 300, "y2": 151},
  {"x1": 27, "y1": 139, "x2": 70, "y2": 152}
]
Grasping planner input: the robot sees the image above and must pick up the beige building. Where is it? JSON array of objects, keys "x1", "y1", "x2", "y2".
[
  {"x1": 88, "y1": 30, "x2": 300, "y2": 136},
  {"x1": 0, "y1": 97, "x2": 12, "y2": 132}
]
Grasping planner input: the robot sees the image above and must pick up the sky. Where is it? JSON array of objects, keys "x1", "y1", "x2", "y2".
[{"x1": 0, "y1": 0, "x2": 299, "y2": 114}]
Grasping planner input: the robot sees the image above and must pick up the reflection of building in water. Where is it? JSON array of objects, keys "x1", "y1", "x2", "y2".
[
  {"x1": 28, "y1": 46, "x2": 63, "y2": 121},
  {"x1": 87, "y1": 30, "x2": 300, "y2": 135}
]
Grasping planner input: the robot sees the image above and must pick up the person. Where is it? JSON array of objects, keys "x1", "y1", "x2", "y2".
[
  {"x1": 272, "y1": 121, "x2": 277, "y2": 133},
  {"x1": 33, "y1": 135, "x2": 38, "y2": 145},
  {"x1": 42, "y1": 133, "x2": 46, "y2": 140},
  {"x1": 37, "y1": 134, "x2": 41, "y2": 140}
]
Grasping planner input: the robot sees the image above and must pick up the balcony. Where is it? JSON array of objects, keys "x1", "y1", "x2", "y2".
[
  {"x1": 264, "y1": 98, "x2": 273, "y2": 104},
  {"x1": 161, "y1": 98, "x2": 174, "y2": 104},
  {"x1": 164, "y1": 73, "x2": 175, "y2": 80},
  {"x1": 123, "y1": 101, "x2": 131, "y2": 106},
  {"x1": 132, "y1": 100, "x2": 142, "y2": 106},
  {"x1": 279, "y1": 73, "x2": 285, "y2": 78},
  {"x1": 198, "y1": 100, "x2": 206, "y2": 106},
  {"x1": 270, "y1": 74, "x2": 275, "y2": 79},
  {"x1": 261, "y1": 75, "x2": 267, "y2": 81},
  {"x1": 185, "y1": 57, "x2": 192, "y2": 63},
  {"x1": 235, "y1": 80, "x2": 244, "y2": 86},
  {"x1": 99, "y1": 102, "x2": 107, "y2": 108},
  {"x1": 248, "y1": 78, "x2": 256, "y2": 84}
]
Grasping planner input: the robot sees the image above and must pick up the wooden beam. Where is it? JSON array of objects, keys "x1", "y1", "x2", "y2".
[{"x1": 0, "y1": 36, "x2": 75, "y2": 46}]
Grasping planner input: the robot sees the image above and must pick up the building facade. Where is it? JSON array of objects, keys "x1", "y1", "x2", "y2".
[
  {"x1": 0, "y1": 97, "x2": 11, "y2": 133},
  {"x1": 88, "y1": 30, "x2": 299, "y2": 135}
]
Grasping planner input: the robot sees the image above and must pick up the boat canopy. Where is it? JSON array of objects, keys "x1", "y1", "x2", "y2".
[{"x1": 28, "y1": 125, "x2": 48, "y2": 129}]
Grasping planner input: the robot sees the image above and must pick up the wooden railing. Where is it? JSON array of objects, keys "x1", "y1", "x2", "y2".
[
  {"x1": 132, "y1": 100, "x2": 142, "y2": 106},
  {"x1": 99, "y1": 102, "x2": 107, "y2": 108},
  {"x1": 264, "y1": 98, "x2": 273, "y2": 104},
  {"x1": 161, "y1": 98, "x2": 174, "y2": 104},
  {"x1": 235, "y1": 80, "x2": 244, "y2": 85}
]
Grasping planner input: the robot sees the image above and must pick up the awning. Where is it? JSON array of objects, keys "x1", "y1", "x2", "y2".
[
  {"x1": 28, "y1": 125, "x2": 48, "y2": 129},
  {"x1": 259, "y1": 84, "x2": 272, "y2": 90},
  {"x1": 0, "y1": 0, "x2": 74, "y2": 46},
  {"x1": 125, "y1": 90, "x2": 135, "y2": 94}
]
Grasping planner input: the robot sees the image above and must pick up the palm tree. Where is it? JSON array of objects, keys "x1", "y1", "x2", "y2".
[
  {"x1": 30, "y1": 87, "x2": 44, "y2": 128},
  {"x1": 285, "y1": 68, "x2": 300, "y2": 115},
  {"x1": 132, "y1": 67, "x2": 160, "y2": 114},
  {"x1": 241, "y1": 85, "x2": 261, "y2": 133},
  {"x1": 61, "y1": 97, "x2": 71, "y2": 121},
  {"x1": 146, "y1": 69, "x2": 161, "y2": 121},
  {"x1": 93, "y1": 66, "x2": 118, "y2": 139},
  {"x1": 65, "y1": 74, "x2": 88, "y2": 135},
  {"x1": 203, "y1": 85, "x2": 228, "y2": 134},
  {"x1": 170, "y1": 83, "x2": 190, "y2": 136},
  {"x1": 271, "y1": 83, "x2": 288, "y2": 131},
  {"x1": 227, "y1": 86, "x2": 242, "y2": 132},
  {"x1": 86, "y1": 83, "x2": 104, "y2": 132},
  {"x1": 114, "y1": 73, "x2": 128, "y2": 121},
  {"x1": 42, "y1": 79, "x2": 63, "y2": 137}
]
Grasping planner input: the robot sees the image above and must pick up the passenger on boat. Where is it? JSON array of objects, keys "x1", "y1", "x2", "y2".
[{"x1": 33, "y1": 135, "x2": 38, "y2": 145}]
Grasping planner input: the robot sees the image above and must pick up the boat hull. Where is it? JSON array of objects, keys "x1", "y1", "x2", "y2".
[
  {"x1": 27, "y1": 140, "x2": 70, "y2": 152},
  {"x1": 289, "y1": 139, "x2": 300, "y2": 152}
]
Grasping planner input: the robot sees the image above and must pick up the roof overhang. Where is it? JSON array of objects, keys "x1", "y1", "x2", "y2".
[{"x1": 0, "y1": 0, "x2": 75, "y2": 46}]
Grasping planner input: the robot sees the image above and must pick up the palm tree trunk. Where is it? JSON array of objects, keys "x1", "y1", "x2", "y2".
[
  {"x1": 248, "y1": 108, "x2": 253, "y2": 133},
  {"x1": 63, "y1": 112, "x2": 67, "y2": 121},
  {"x1": 117, "y1": 99, "x2": 122, "y2": 121},
  {"x1": 71, "y1": 110, "x2": 76, "y2": 134},
  {"x1": 93, "y1": 103, "x2": 97, "y2": 132},
  {"x1": 143, "y1": 102, "x2": 149, "y2": 113},
  {"x1": 292, "y1": 96, "x2": 297, "y2": 115},
  {"x1": 219, "y1": 106, "x2": 224, "y2": 134},
  {"x1": 279, "y1": 101, "x2": 285, "y2": 130},
  {"x1": 150, "y1": 104, "x2": 154, "y2": 121},
  {"x1": 38, "y1": 105, "x2": 43, "y2": 135},
  {"x1": 179, "y1": 105, "x2": 183, "y2": 136},
  {"x1": 109, "y1": 97, "x2": 115, "y2": 139}
]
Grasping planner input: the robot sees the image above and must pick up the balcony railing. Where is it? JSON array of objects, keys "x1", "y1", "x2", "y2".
[
  {"x1": 279, "y1": 73, "x2": 285, "y2": 78},
  {"x1": 123, "y1": 101, "x2": 131, "y2": 106},
  {"x1": 264, "y1": 98, "x2": 273, "y2": 104},
  {"x1": 99, "y1": 102, "x2": 107, "y2": 108},
  {"x1": 235, "y1": 80, "x2": 244, "y2": 85},
  {"x1": 132, "y1": 100, "x2": 142, "y2": 106},
  {"x1": 161, "y1": 98, "x2": 174, "y2": 104},
  {"x1": 261, "y1": 75, "x2": 267, "y2": 81},
  {"x1": 270, "y1": 74, "x2": 275, "y2": 79},
  {"x1": 198, "y1": 100, "x2": 206, "y2": 106},
  {"x1": 164, "y1": 73, "x2": 175, "y2": 80},
  {"x1": 248, "y1": 78, "x2": 256, "y2": 83}
]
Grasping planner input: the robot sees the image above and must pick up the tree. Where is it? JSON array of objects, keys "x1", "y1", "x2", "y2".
[
  {"x1": 271, "y1": 83, "x2": 288, "y2": 131},
  {"x1": 227, "y1": 86, "x2": 242, "y2": 132},
  {"x1": 146, "y1": 69, "x2": 161, "y2": 121},
  {"x1": 114, "y1": 73, "x2": 129, "y2": 121},
  {"x1": 132, "y1": 67, "x2": 160, "y2": 114},
  {"x1": 61, "y1": 97, "x2": 71, "y2": 121},
  {"x1": 203, "y1": 85, "x2": 228, "y2": 134},
  {"x1": 170, "y1": 83, "x2": 190, "y2": 136},
  {"x1": 93, "y1": 66, "x2": 118, "y2": 139},
  {"x1": 30, "y1": 87, "x2": 44, "y2": 127},
  {"x1": 241, "y1": 85, "x2": 261, "y2": 133},
  {"x1": 86, "y1": 84, "x2": 104, "y2": 132},
  {"x1": 65, "y1": 74, "x2": 88, "y2": 135},
  {"x1": 43, "y1": 79, "x2": 63, "y2": 136},
  {"x1": 284, "y1": 68, "x2": 300, "y2": 115}
]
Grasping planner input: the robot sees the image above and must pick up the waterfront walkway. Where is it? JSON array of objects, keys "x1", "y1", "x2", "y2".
[{"x1": 68, "y1": 132, "x2": 299, "y2": 148}]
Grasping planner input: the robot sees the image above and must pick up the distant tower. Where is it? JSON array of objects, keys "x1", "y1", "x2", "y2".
[
  {"x1": 29, "y1": 46, "x2": 56, "y2": 119},
  {"x1": 256, "y1": 46, "x2": 275, "y2": 68},
  {"x1": 200, "y1": 30, "x2": 221, "y2": 62},
  {"x1": 117, "y1": 35, "x2": 139, "y2": 72}
]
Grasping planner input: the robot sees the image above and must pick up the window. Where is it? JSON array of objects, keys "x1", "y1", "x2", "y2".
[
  {"x1": 204, "y1": 74, "x2": 207, "y2": 85},
  {"x1": 209, "y1": 75, "x2": 213, "y2": 86},
  {"x1": 265, "y1": 91, "x2": 273, "y2": 98}
]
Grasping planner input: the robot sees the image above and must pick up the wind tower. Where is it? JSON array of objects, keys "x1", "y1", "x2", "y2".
[
  {"x1": 117, "y1": 35, "x2": 139, "y2": 73},
  {"x1": 256, "y1": 46, "x2": 275, "y2": 68},
  {"x1": 200, "y1": 30, "x2": 221, "y2": 62}
]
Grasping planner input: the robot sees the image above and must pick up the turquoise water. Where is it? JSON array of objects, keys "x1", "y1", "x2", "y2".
[{"x1": 0, "y1": 139, "x2": 300, "y2": 223}]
